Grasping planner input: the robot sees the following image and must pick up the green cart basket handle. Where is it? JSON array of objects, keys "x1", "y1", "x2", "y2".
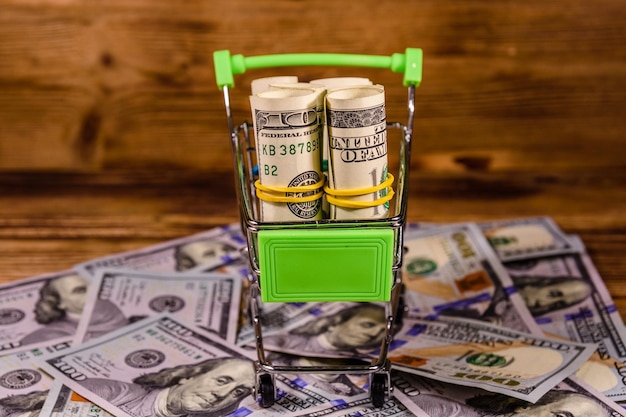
[{"x1": 213, "y1": 48, "x2": 422, "y2": 89}]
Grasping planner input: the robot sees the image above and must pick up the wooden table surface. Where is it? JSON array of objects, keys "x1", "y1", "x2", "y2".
[{"x1": 1, "y1": 168, "x2": 625, "y2": 320}]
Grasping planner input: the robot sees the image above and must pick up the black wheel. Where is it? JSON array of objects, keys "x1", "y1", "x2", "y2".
[
  {"x1": 258, "y1": 373, "x2": 275, "y2": 408},
  {"x1": 370, "y1": 373, "x2": 387, "y2": 408},
  {"x1": 395, "y1": 292, "x2": 406, "y2": 328}
]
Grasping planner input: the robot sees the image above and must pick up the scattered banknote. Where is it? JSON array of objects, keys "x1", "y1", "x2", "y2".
[
  {"x1": 258, "y1": 301, "x2": 390, "y2": 359},
  {"x1": 479, "y1": 216, "x2": 584, "y2": 262},
  {"x1": 0, "y1": 270, "x2": 89, "y2": 356},
  {"x1": 74, "y1": 224, "x2": 246, "y2": 278},
  {"x1": 0, "y1": 340, "x2": 71, "y2": 417},
  {"x1": 237, "y1": 300, "x2": 316, "y2": 346},
  {"x1": 325, "y1": 84, "x2": 391, "y2": 219},
  {"x1": 39, "y1": 314, "x2": 406, "y2": 417},
  {"x1": 73, "y1": 269, "x2": 242, "y2": 344},
  {"x1": 265, "y1": 351, "x2": 371, "y2": 398},
  {"x1": 291, "y1": 392, "x2": 431, "y2": 417},
  {"x1": 505, "y1": 250, "x2": 626, "y2": 401},
  {"x1": 392, "y1": 370, "x2": 626, "y2": 417},
  {"x1": 402, "y1": 222, "x2": 541, "y2": 334},
  {"x1": 39, "y1": 382, "x2": 114, "y2": 417},
  {"x1": 386, "y1": 316, "x2": 596, "y2": 402},
  {"x1": 250, "y1": 86, "x2": 324, "y2": 221}
]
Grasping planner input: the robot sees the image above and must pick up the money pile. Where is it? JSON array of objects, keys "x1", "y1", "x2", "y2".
[
  {"x1": 1, "y1": 217, "x2": 626, "y2": 417},
  {"x1": 249, "y1": 77, "x2": 393, "y2": 221}
]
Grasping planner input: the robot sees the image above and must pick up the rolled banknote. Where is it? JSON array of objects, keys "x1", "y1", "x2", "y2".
[
  {"x1": 251, "y1": 75, "x2": 298, "y2": 95},
  {"x1": 250, "y1": 87, "x2": 324, "y2": 221},
  {"x1": 325, "y1": 84, "x2": 392, "y2": 219},
  {"x1": 386, "y1": 316, "x2": 596, "y2": 402},
  {"x1": 309, "y1": 77, "x2": 373, "y2": 218},
  {"x1": 0, "y1": 340, "x2": 71, "y2": 417},
  {"x1": 402, "y1": 222, "x2": 541, "y2": 334},
  {"x1": 392, "y1": 370, "x2": 626, "y2": 417},
  {"x1": 74, "y1": 223, "x2": 246, "y2": 278},
  {"x1": 479, "y1": 216, "x2": 584, "y2": 262},
  {"x1": 73, "y1": 269, "x2": 242, "y2": 344},
  {"x1": 0, "y1": 270, "x2": 89, "y2": 356},
  {"x1": 38, "y1": 314, "x2": 387, "y2": 417},
  {"x1": 310, "y1": 77, "x2": 373, "y2": 89}
]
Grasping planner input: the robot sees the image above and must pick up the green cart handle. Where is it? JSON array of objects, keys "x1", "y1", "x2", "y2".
[{"x1": 213, "y1": 48, "x2": 422, "y2": 89}]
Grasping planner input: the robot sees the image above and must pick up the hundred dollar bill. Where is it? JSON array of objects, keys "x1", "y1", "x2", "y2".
[
  {"x1": 479, "y1": 216, "x2": 584, "y2": 262},
  {"x1": 504, "y1": 250, "x2": 626, "y2": 401},
  {"x1": 308, "y1": 77, "x2": 373, "y2": 218},
  {"x1": 39, "y1": 382, "x2": 114, "y2": 417},
  {"x1": 74, "y1": 224, "x2": 246, "y2": 278},
  {"x1": 291, "y1": 392, "x2": 431, "y2": 417},
  {"x1": 250, "y1": 87, "x2": 324, "y2": 221},
  {"x1": 0, "y1": 340, "x2": 71, "y2": 417},
  {"x1": 38, "y1": 314, "x2": 390, "y2": 417},
  {"x1": 251, "y1": 75, "x2": 298, "y2": 95},
  {"x1": 266, "y1": 351, "x2": 372, "y2": 398},
  {"x1": 402, "y1": 222, "x2": 541, "y2": 334},
  {"x1": 386, "y1": 316, "x2": 596, "y2": 402},
  {"x1": 392, "y1": 370, "x2": 626, "y2": 417},
  {"x1": 325, "y1": 84, "x2": 391, "y2": 219},
  {"x1": 0, "y1": 270, "x2": 89, "y2": 356},
  {"x1": 38, "y1": 352, "x2": 367, "y2": 417},
  {"x1": 73, "y1": 269, "x2": 242, "y2": 344},
  {"x1": 258, "y1": 301, "x2": 390, "y2": 359},
  {"x1": 237, "y1": 300, "x2": 317, "y2": 346}
]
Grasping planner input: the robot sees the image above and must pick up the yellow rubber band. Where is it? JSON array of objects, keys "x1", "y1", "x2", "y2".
[
  {"x1": 324, "y1": 173, "x2": 394, "y2": 197},
  {"x1": 326, "y1": 188, "x2": 395, "y2": 208},
  {"x1": 254, "y1": 177, "x2": 325, "y2": 203},
  {"x1": 256, "y1": 188, "x2": 324, "y2": 203},
  {"x1": 324, "y1": 173, "x2": 394, "y2": 209},
  {"x1": 255, "y1": 177, "x2": 325, "y2": 194}
]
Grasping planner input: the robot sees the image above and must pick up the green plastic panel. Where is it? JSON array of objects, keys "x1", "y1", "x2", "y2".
[{"x1": 258, "y1": 228, "x2": 394, "y2": 303}]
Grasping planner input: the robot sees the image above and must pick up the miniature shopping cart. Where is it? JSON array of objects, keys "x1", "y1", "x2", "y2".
[{"x1": 213, "y1": 48, "x2": 422, "y2": 408}]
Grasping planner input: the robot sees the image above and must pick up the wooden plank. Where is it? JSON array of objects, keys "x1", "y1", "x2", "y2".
[{"x1": 1, "y1": 0, "x2": 625, "y2": 171}]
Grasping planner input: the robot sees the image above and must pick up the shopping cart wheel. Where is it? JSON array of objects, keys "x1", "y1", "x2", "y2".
[
  {"x1": 258, "y1": 373, "x2": 275, "y2": 408},
  {"x1": 370, "y1": 373, "x2": 388, "y2": 408}
]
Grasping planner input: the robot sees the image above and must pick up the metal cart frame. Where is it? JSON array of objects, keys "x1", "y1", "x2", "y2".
[{"x1": 213, "y1": 48, "x2": 422, "y2": 408}]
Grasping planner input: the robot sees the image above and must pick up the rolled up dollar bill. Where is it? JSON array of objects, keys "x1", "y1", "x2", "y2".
[
  {"x1": 250, "y1": 87, "x2": 324, "y2": 221},
  {"x1": 309, "y1": 77, "x2": 373, "y2": 218},
  {"x1": 325, "y1": 85, "x2": 392, "y2": 219},
  {"x1": 251, "y1": 75, "x2": 298, "y2": 95},
  {"x1": 268, "y1": 82, "x2": 327, "y2": 166},
  {"x1": 310, "y1": 77, "x2": 373, "y2": 88}
]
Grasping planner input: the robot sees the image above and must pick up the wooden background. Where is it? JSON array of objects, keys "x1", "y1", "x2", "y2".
[{"x1": 1, "y1": 1, "x2": 625, "y2": 315}]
